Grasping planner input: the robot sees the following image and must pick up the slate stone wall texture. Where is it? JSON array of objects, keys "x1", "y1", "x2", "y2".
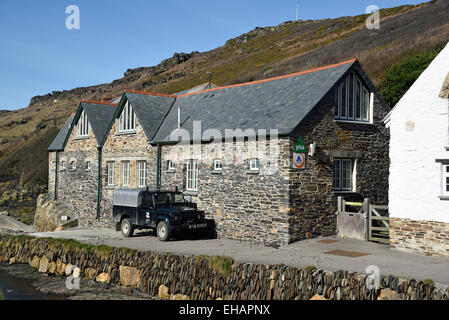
[
  {"x1": 1, "y1": 236, "x2": 448, "y2": 300},
  {"x1": 49, "y1": 121, "x2": 100, "y2": 227},
  {"x1": 287, "y1": 90, "x2": 390, "y2": 242},
  {"x1": 390, "y1": 218, "x2": 449, "y2": 258}
]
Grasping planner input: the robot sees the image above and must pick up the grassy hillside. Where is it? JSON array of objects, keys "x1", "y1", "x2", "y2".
[{"x1": 0, "y1": 0, "x2": 448, "y2": 218}]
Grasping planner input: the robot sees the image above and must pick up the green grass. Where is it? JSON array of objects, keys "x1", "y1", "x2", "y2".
[{"x1": 196, "y1": 255, "x2": 233, "y2": 278}]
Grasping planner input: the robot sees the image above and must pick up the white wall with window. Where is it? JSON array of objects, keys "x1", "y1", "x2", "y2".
[
  {"x1": 118, "y1": 101, "x2": 136, "y2": 133},
  {"x1": 442, "y1": 164, "x2": 449, "y2": 198},
  {"x1": 107, "y1": 162, "x2": 115, "y2": 187},
  {"x1": 138, "y1": 161, "x2": 147, "y2": 187},
  {"x1": 186, "y1": 160, "x2": 198, "y2": 192},
  {"x1": 122, "y1": 161, "x2": 130, "y2": 187},
  {"x1": 335, "y1": 72, "x2": 371, "y2": 123},
  {"x1": 333, "y1": 158, "x2": 356, "y2": 192},
  {"x1": 77, "y1": 110, "x2": 90, "y2": 138},
  {"x1": 386, "y1": 42, "x2": 449, "y2": 223}
]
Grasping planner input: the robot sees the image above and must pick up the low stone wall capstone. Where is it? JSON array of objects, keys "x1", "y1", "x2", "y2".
[{"x1": 1, "y1": 235, "x2": 448, "y2": 300}]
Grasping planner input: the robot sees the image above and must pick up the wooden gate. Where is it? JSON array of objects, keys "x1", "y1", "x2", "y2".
[{"x1": 336, "y1": 197, "x2": 389, "y2": 244}]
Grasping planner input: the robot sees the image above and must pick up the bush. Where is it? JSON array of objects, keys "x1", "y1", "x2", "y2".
[{"x1": 378, "y1": 46, "x2": 444, "y2": 107}]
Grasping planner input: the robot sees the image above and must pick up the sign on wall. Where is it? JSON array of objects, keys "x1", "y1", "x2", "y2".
[
  {"x1": 292, "y1": 137, "x2": 307, "y2": 169},
  {"x1": 293, "y1": 153, "x2": 306, "y2": 169}
]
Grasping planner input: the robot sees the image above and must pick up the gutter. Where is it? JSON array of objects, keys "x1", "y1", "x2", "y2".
[
  {"x1": 96, "y1": 146, "x2": 102, "y2": 220},
  {"x1": 54, "y1": 151, "x2": 59, "y2": 200}
]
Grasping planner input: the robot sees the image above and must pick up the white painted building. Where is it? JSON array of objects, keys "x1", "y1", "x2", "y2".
[{"x1": 385, "y1": 42, "x2": 449, "y2": 257}]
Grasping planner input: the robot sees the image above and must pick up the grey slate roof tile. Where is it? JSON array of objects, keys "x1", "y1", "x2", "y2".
[
  {"x1": 48, "y1": 114, "x2": 74, "y2": 151},
  {"x1": 81, "y1": 102, "x2": 118, "y2": 146},
  {"x1": 152, "y1": 60, "x2": 355, "y2": 143}
]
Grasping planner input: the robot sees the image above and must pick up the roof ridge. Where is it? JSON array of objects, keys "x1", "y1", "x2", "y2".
[
  {"x1": 80, "y1": 100, "x2": 118, "y2": 106},
  {"x1": 124, "y1": 90, "x2": 177, "y2": 98},
  {"x1": 176, "y1": 58, "x2": 357, "y2": 98}
]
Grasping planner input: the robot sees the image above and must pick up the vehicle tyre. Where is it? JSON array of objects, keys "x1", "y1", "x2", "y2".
[
  {"x1": 121, "y1": 218, "x2": 134, "y2": 238},
  {"x1": 157, "y1": 221, "x2": 170, "y2": 241}
]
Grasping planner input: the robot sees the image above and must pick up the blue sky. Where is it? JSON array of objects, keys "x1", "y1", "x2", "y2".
[{"x1": 0, "y1": 0, "x2": 427, "y2": 110}]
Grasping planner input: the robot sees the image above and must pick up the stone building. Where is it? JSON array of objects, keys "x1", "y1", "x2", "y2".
[
  {"x1": 385, "y1": 42, "x2": 449, "y2": 257},
  {"x1": 48, "y1": 59, "x2": 390, "y2": 245}
]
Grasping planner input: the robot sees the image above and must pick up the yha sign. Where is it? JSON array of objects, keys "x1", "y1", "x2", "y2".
[{"x1": 292, "y1": 137, "x2": 307, "y2": 169}]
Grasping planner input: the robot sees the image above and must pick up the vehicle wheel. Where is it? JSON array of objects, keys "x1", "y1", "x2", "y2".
[
  {"x1": 157, "y1": 221, "x2": 170, "y2": 241},
  {"x1": 121, "y1": 218, "x2": 134, "y2": 238}
]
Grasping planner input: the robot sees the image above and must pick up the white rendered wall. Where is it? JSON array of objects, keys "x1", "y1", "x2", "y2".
[{"x1": 388, "y1": 43, "x2": 449, "y2": 223}]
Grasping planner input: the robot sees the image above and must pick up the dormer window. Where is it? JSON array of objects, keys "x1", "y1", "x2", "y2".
[
  {"x1": 336, "y1": 72, "x2": 371, "y2": 122},
  {"x1": 77, "y1": 110, "x2": 89, "y2": 138},
  {"x1": 118, "y1": 101, "x2": 136, "y2": 133}
]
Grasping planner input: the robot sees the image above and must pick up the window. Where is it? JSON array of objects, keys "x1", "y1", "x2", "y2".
[
  {"x1": 167, "y1": 160, "x2": 175, "y2": 171},
  {"x1": 333, "y1": 158, "x2": 353, "y2": 191},
  {"x1": 70, "y1": 161, "x2": 76, "y2": 171},
  {"x1": 249, "y1": 159, "x2": 260, "y2": 171},
  {"x1": 138, "y1": 161, "x2": 147, "y2": 188},
  {"x1": 61, "y1": 161, "x2": 66, "y2": 170},
  {"x1": 107, "y1": 162, "x2": 115, "y2": 187},
  {"x1": 122, "y1": 161, "x2": 130, "y2": 187},
  {"x1": 77, "y1": 110, "x2": 89, "y2": 137},
  {"x1": 186, "y1": 160, "x2": 198, "y2": 192},
  {"x1": 86, "y1": 161, "x2": 91, "y2": 171},
  {"x1": 118, "y1": 101, "x2": 136, "y2": 133},
  {"x1": 442, "y1": 165, "x2": 449, "y2": 197},
  {"x1": 213, "y1": 159, "x2": 222, "y2": 172},
  {"x1": 336, "y1": 72, "x2": 370, "y2": 122}
]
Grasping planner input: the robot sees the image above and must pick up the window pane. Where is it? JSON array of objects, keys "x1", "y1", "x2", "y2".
[
  {"x1": 363, "y1": 89, "x2": 370, "y2": 121},
  {"x1": 348, "y1": 75, "x2": 354, "y2": 119},
  {"x1": 355, "y1": 79, "x2": 361, "y2": 120},
  {"x1": 342, "y1": 160, "x2": 352, "y2": 190},
  {"x1": 333, "y1": 159, "x2": 341, "y2": 190},
  {"x1": 341, "y1": 81, "x2": 346, "y2": 118}
]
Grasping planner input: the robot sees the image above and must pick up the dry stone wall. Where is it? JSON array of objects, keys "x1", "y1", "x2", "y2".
[{"x1": 1, "y1": 236, "x2": 448, "y2": 300}]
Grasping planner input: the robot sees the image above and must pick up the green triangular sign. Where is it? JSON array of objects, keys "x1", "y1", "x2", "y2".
[{"x1": 293, "y1": 136, "x2": 307, "y2": 153}]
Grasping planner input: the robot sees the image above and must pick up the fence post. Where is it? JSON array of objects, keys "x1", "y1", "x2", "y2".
[
  {"x1": 337, "y1": 196, "x2": 342, "y2": 214},
  {"x1": 366, "y1": 198, "x2": 371, "y2": 241}
]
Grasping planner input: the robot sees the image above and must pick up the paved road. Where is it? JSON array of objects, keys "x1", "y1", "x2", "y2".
[{"x1": 31, "y1": 228, "x2": 449, "y2": 286}]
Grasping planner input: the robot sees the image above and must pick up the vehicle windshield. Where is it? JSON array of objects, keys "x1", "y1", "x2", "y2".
[{"x1": 154, "y1": 193, "x2": 185, "y2": 205}]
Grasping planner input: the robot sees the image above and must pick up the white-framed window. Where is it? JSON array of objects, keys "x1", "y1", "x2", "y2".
[
  {"x1": 186, "y1": 160, "x2": 198, "y2": 192},
  {"x1": 249, "y1": 159, "x2": 260, "y2": 171},
  {"x1": 442, "y1": 165, "x2": 449, "y2": 197},
  {"x1": 336, "y1": 72, "x2": 370, "y2": 122},
  {"x1": 122, "y1": 161, "x2": 130, "y2": 187},
  {"x1": 333, "y1": 158, "x2": 354, "y2": 191},
  {"x1": 138, "y1": 161, "x2": 147, "y2": 188},
  {"x1": 86, "y1": 161, "x2": 91, "y2": 171},
  {"x1": 167, "y1": 160, "x2": 175, "y2": 171},
  {"x1": 61, "y1": 161, "x2": 66, "y2": 170},
  {"x1": 107, "y1": 162, "x2": 115, "y2": 187},
  {"x1": 77, "y1": 110, "x2": 89, "y2": 138},
  {"x1": 118, "y1": 101, "x2": 136, "y2": 133},
  {"x1": 213, "y1": 159, "x2": 222, "y2": 172}
]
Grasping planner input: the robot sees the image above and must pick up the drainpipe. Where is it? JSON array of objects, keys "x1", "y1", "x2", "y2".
[
  {"x1": 54, "y1": 151, "x2": 59, "y2": 200},
  {"x1": 156, "y1": 145, "x2": 162, "y2": 191},
  {"x1": 96, "y1": 146, "x2": 102, "y2": 220}
]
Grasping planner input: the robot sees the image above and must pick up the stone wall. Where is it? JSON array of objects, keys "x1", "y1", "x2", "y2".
[
  {"x1": 160, "y1": 139, "x2": 291, "y2": 246},
  {"x1": 390, "y1": 218, "x2": 449, "y2": 258},
  {"x1": 100, "y1": 116, "x2": 157, "y2": 225},
  {"x1": 1, "y1": 235, "x2": 448, "y2": 300},
  {"x1": 288, "y1": 90, "x2": 390, "y2": 242}
]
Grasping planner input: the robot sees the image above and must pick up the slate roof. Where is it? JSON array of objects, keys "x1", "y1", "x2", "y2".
[
  {"x1": 81, "y1": 102, "x2": 118, "y2": 145},
  {"x1": 48, "y1": 114, "x2": 75, "y2": 151},
  {"x1": 123, "y1": 91, "x2": 176, "y2": 141},
  {"x1": 153, "y1": 59, "x2": 357, "y2": 143}
]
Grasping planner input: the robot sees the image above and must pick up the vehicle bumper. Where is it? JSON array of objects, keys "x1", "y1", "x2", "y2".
[{"x1": 170, "y1": 219, "x2": 215, "y2": 232}]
